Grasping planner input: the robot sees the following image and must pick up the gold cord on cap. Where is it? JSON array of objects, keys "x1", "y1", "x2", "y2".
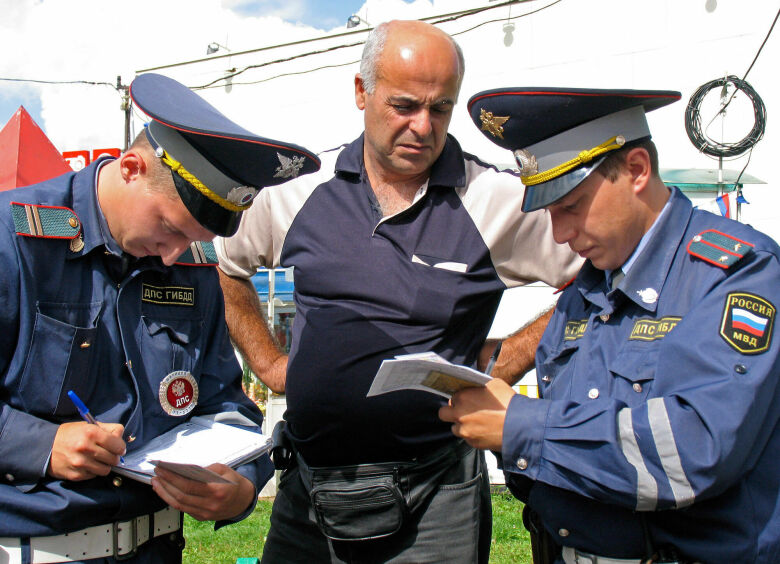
[
  {"x1": 159, "y1": 150, "x2": 250, "y2": 212},
  {"x1": 520, "y1": 135, "x2": 626, "y2": 186}
]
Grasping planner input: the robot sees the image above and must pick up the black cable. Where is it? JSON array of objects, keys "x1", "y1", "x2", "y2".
[
  {"x1": 0, "y1": 77, "x2": 116, "y2": 88},
  {"x1": 194, "y1": 0, "x2": 563, "y2": 91},
  {"x1": 742, "y1": 7, "x2": 780, "y2": 82},
  {"x1": 684, "y1": 75, "x2": 766, "y2": 158}
]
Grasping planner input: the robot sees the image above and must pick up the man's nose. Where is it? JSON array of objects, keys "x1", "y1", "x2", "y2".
[
  {"x1": 409, "y1": 108, "x2": 433, "y2": 138},
  {"x1": 160, "y1": 240, "x2": 191, "y2": 266},
  {"x1": 550, "y1": 213, "x2": 575, "y2": 245}
]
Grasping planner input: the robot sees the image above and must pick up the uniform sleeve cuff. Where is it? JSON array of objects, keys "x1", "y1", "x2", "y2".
[
  {"x1": 0, "y1": 409, "x2": 59, "y2": 487},
  {"x1": 501, "y1": 394, "x2": 549, "y2": 480}
]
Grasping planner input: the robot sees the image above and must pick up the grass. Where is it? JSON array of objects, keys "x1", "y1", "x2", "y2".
[{"x1": 183, "y1": 490, "x2": 532, "y2": 563}]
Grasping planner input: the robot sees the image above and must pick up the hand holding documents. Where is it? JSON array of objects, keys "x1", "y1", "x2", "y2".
[
  {"x1": 114, "y1": 416, "x2": 272, "y2": 484},
  {"x1": 367, "y1": 352, "x2": 492, "y2": 399}
]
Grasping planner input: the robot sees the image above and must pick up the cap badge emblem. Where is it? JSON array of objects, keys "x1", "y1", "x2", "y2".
[
  {"x1": 274, "y1": 153, "x2": 306, "y2": 179},
  {"x1": 479, "y1": 108, "x2": 510, "y2": 139},
  {"x1": 159, "y1": 370, "x2": 199, "y2": 416},
  {"x1": 227, "y1": 186, "x2": 259, "y2": 206},
  {"x1": 514, "y1": 149, "x2": 539, "y2": 176}
]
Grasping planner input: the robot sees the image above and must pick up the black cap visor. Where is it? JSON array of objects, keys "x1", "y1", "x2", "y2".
[
  {"x1": 521, "y1": 157, "x2": 606, "y2": 213},
  {"x1": 171, "y1": 172, "x2": 242, "y2": 237}
]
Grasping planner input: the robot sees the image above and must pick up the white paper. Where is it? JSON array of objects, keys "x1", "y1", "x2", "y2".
[
  {"x1": 367, "y1": 352, "x2": 492, "y2": 399},
  {"x1": 149, "y1": 460, "x2": 236, "y2": 484},
  {"x1": 113, "y1": 416, "x2": 272, "y2": 484}
]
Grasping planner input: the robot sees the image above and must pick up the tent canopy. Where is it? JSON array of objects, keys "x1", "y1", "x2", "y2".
[{"x1": 0, "y1": 106, "x2": 71, "y2": 191}]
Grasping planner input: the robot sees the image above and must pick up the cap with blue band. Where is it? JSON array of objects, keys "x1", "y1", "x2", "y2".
[
  {"x1": 130, "y1": 73, "x2": 321, "y2": 236},
  {"x1": 467, "y1": 87, "x2": 681, "y2": 212}
]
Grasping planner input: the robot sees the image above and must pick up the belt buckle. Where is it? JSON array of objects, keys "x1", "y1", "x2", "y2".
[{"x1": 113, "y1": 517, "x2": 138, "y2": 561}]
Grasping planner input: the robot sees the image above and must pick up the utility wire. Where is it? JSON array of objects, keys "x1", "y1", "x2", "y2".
[
  {"x1": 137, "y1": 0, "x2": 530, "y2": 74},
  {"x1": 195, "y1": 0, "x2": 560, "y2": 90},
  {"x1": 194, "y1": 40, "x2": 365, "y2": 89},
  {"x1": 0, "y1": 77, "x2": 116, "y2": 88},
  {"x1": 741, "y1": 6, "x2": 779, "y2": 82},
  {"x1": 0, "y1": 0, "x2": 548, "y2": 93}
]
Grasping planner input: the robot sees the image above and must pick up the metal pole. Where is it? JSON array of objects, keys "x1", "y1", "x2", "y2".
[{"x1": 117, "y1": 76, "x2": 131, "y2": 151}]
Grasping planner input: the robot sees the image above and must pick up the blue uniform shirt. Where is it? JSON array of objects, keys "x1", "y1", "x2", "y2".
[
  {"x1": 502, "y1": 188, "x2": 780, "y2": 563},
  {"x1": 0, "y1": 159, "x2": 273, "y2": 537}
]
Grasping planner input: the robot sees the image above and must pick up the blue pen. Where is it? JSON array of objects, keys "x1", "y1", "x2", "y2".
[
  {"x1": 67, "y1": 390, "x2": 125, "y2": 464},
  {"x1": 485, "y1": 341, "x2": 502, "y2": 376}
]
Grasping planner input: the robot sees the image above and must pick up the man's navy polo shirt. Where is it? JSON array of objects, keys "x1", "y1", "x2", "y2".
[{"x1": 217, "y1": 134, "x2": 580, "y2": 465}]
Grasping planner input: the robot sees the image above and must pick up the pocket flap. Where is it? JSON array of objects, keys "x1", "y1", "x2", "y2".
[
  {"x1": 143, "y1": 316, "x2": 196, "y2": 345},
  {"x1": 608, "y1": 348, "x2": 656, "y2": 383}
]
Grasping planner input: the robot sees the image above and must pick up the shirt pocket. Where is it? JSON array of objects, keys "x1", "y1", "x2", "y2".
[
  {"x1": 409, "y1": 253, "x2": 470, "y2": 326},
  {"x1": 607, "y1": 347, "x2": 657, "y2": 405},
  {"x1": 140, "y1": 314, "x2": 204, "y2": 377},
  {"x1": 19, "y1": 301, "x2": 102, "y2": 417}
]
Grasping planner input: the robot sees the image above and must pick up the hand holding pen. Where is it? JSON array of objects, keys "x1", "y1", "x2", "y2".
[{"x1": 45, "y1": 392, "x2": 127, "y2": 482}]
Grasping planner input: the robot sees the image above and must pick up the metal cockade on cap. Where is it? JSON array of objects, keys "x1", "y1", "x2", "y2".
[
  {"x1": 513, "y1": 149, "x2": 538, "y2": 176},
  {"x1": 226, "y1": 186, "x2": 259, "y2": 206}
]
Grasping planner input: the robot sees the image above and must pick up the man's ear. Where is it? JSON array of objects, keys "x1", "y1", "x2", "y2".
[
  {"x1": 625, "y1": 147, "x2": 652, "y2": 195},
  {"x1": 118, "y1": 150, "x2": 148, "y2": 184},
  {"x1": 355, "y1": 74, "x2": 367, "y2": 110}
]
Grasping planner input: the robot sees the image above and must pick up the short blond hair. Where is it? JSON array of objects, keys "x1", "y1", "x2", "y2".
[{"x1": 129, "y1": 131, "x2": 179, "y2": 199}]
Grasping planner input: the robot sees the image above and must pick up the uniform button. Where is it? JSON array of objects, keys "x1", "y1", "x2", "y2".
[
  {"x1": 588, "y1": 388, "x2": 599, "y2": 399},
  {"x1": 541, "y1": 375, "x2": 551, "y2": 383},
  {"x1": 113, "y1": 476, "x2": 123, "y2": 487},
  {"x1": 127, "y1": 435, "x2": 136, "y2": 443},
  {"x1": 516, "y1": 458, "x2": 528, "y2": 470},
  {"x1": 5, "y1": 473, "x2": 14, "y2": 482},
  {"x1": 68, "y1": 217, "x2": 79, "y2": 228},
  {"x1": 558, "y1": 528, "x2": 570, "y2": 537},
  {"x1": 69, "y1": 236, "x2": 84, "y2": 253},
  {"x1": 632, "y1": 383, "x2": 642, "y2": 393},
  {"x1": 599, "y1": 314, "x2": 610, "y2": 323},
  {"x1": 734, "y1": 364, "x2": 747, "y2": 375},
  {"x1": 126, "y1": 360, "x2": 133, "y2": 370},
  {"x1": 80, "y1": 341, "x2": 91, "y2": 349}
]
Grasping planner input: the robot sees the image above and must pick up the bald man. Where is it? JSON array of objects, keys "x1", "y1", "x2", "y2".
[{"x1": 216, "y1": 20, "x2": 581, "y2": 563}]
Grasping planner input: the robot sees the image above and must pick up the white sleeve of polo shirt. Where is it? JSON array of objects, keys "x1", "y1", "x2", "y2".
[
  {"x1": 215, "y1": 163, "x2": 329, "y2": 279},
  {"x1": 457, "y1": 160, "x2": 584, "y2": 289}
]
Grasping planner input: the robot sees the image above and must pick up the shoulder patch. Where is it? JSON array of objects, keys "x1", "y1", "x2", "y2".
[
  {"x1": 175, "y1": 241, "x2": 218, "y2": 266},
  {"x1": 11, "y1": 202, "x2": 80, "y2": 239},
  {"x1": 720, "y1": 292, "x2": 775, "y2": 354},
  {"x1": 687, "y1": 229, "x2": 753, "y2": 269}
]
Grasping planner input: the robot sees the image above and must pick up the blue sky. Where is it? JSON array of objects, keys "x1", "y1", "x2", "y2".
[
  {"x1": 0, "y1": 0, "x2": 381, "y2": 130},
  {"x1": 229, "y1": 0, "x2": 370, "y2": 29}
]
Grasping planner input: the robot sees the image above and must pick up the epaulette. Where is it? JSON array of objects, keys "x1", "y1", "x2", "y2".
[
  {"x1": 175, "y1": 241, "x2": 218, "y2": 266},
  {"x1": 687, "y1": 229, "x2": 754, "y2": 269},
  {"x1": 11, "y1": 202, "x2": 81, "y2": 239}
]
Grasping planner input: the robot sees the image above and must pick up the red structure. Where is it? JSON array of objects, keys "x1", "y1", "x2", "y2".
[{"x1": 0, "y1": 106, "x2": 71, "y2": 191}]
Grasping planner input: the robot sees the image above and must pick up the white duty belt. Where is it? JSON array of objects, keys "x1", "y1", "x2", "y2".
[
  {"x1": 562, "y1": 546, "x2": 688, "y2": 564},
  {"x1": 0, "y1": 506, "x2": 181, "y2": 564}
]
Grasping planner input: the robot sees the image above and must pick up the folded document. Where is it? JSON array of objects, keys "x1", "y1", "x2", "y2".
[{"x1": 367, "y1": 352, "x2": 492, "y2": 399}]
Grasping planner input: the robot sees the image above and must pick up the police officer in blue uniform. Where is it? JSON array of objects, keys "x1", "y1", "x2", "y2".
[
  {"x1": 441, "y1": 87, "x2": 780, "y2": 563},
  {"x1": 0, "y1": 73, "x2": 318, "y2": 563}
]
